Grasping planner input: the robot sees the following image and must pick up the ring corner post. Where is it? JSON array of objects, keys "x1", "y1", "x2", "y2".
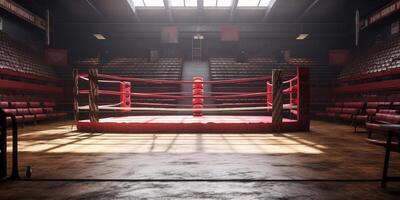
[
  {"x1": 272, "y1": 70, "x2": 283, "y2": 133},
  {"x1": 120, "y1": 81, "x2": 131, "y2": 112},
  {"x1": 266, "y1": 81, "x2": 272, "y2": 112},
  {"x1": 73, "y1": 69, "x2": 80, "y2": 128},
  {"x1": 88, "y1": 68, "x2": 99, "y2": 124},
  {"x1": 297, "y1": 67, "x2": 310, "y2": 132},
  {"x1": 193, "y1": 76, "x2": 204, "y2": 117}
]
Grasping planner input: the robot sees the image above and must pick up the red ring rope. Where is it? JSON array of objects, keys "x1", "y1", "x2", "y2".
[
  {"x1": 130, "y1": 102, "x2": 270, "y2": 108},
  {"x1": 79, "y1": 73, "x2": 295, "y2": 85},
  {"x1": 79, "y1": 89, "x2": 296, "y2": 97},
  {"x1": 283, "y1": 76, "x2": 298, "y2": 84}
]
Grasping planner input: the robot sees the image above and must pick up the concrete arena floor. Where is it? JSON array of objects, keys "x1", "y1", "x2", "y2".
[{"x1": 0, "y1": 120, "x2": 399, "y2": 199}]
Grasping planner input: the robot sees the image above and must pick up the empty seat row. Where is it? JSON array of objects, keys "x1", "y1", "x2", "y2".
[
  {"x1": 0, "y1": 101, "x2": 67, "y2": 125},
  {"x1": 366, "y1": 110, "x2": 400, "y2": 138},
  {"x1": 316, "y1": 101, "x2": 400, "y2": 132}
]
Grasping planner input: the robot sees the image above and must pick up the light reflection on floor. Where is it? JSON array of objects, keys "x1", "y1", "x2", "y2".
[{"x1": 8, "y1": 125, "x2": 326, "y2": 154}]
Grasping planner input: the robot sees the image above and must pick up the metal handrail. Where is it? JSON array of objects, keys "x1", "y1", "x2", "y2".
[{"x1": 0, "y1": 109, "x2": 20, "y2": 181}]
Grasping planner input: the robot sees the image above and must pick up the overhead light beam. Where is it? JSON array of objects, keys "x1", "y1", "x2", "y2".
[
  {"x1": 263, "y1": 0, "x2": 277, "y2": 21},
  {"x1": 126, "y1": 0, "x2": 140, "y2": 21},
  {"x1": 297, "y1": 0, "x2": 320, "y2": 22}
]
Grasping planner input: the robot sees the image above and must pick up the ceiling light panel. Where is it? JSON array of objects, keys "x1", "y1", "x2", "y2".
[
  {"x1": 93, "y1": 34, "x2": 106, "y2": 40},
  {"x1": 296, "y1": 34, "x2": 309, "y2": 40}
]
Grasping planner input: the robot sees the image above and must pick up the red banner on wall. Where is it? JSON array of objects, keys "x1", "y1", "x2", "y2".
[
  {"x1": 161, "y1": 26, "x2": 178, "y2": 44},
  {"x1": 328, "y1": 49, "x2": 350, "y2": 66},
  {"x1": 221, "y1": 26, "x2": 239, "y2": 42},
  {"x1": 44, "y1": 48, "x2": 68, "y2": 66},
  {"x1": 361, "y1": 0, "x2": 400, "y2": 30},
  {"x1": 0, "y1": 0, "x2": 46, "y2": 30}
]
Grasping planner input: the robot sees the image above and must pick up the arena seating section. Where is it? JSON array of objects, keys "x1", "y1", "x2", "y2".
[
  {"x1": 74, "y1": 57, "x2": 183, "y2": 107},
  {"x1": 209, "y1": 57, "x2": 337, "y2": 112},
  {"x1": 0, "y1": 32, "x2": 66, "y2": 125},
  {"x1": 336, "y1": 35, "x2": 400, "y2": 96},
  {"x1": 339, "y1": 36, "x2": 400, "y2": 80},
  {"x1": 0, "y1": 33, "x2": 56, "y2": 79},
  {"x1": 316, "y1": 35, "x2": 400, "y2": 133}
]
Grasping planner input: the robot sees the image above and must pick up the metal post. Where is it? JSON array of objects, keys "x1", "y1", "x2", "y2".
[
  {"x1": 0, "y1": 110, "x2": 6, "y2": 179},
  {"x1": 272, "y1": 70, "x2": 283, "y2": 132},
  {"x1": 10, "y1": 115, "x2": 19, "y2": 179},
  {"x1": 46, "y1": 8, "x2": 50, "y2": 46},
  {"x1": 73, "y1": 69, "x2": 80, "y2": 126},
  {"x1": 381, "y1": 131, "x2": 393, "y2": 188}
]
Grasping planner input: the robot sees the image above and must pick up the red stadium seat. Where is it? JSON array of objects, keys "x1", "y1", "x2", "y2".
[
  {"x1": 29, "y1": 108, "x2": 43, "y2": 115},
  {"x1": 29, "y1": 102, "x2": 41, "y2": 108},
  {"x1": 43, "y1": 107, "x2": 54, "y2": 113},
  {"x1": 3, "y1": 109, "x2": 17, "y2": 115},
  {"x1": 43, "y1": 102, "x2": 56, "y2": 107},
  {"x1": 0, "y1": 102, "x2": 9, "y2": 108},
  {"x1": 35, "y1": 114, "x2": 48, "y2": 121},
  {"x1": 17, "y1": 108, "x2": 30, "y2": 115},
  {"x1": 6, "y1": 116, "x2": 23, "y2": 124},
  {"x1": 10, "y1": 102, "x2": 28, "y2": 108}
]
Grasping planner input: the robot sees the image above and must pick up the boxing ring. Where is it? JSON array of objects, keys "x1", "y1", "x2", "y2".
[{"x1": 73, "y1": 67, "x2": 310, "y2": 133}]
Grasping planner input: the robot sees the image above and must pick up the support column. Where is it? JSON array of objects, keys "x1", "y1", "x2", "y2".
[
  {"x1": 272, "y1": 70, "x2": 283, "y2": 132},
  {"x1": 120, "y1": 82, "x2": 131, "y2": 112},
  {"x1": 88, "y1": 68, "x2": 99, "y2": 123},
  {"x1": 10, "y1": 114, "x2": 19, "y2": 179},
  {"x1": 297, "y1": 67, "x2": 310, "y2": 131}
]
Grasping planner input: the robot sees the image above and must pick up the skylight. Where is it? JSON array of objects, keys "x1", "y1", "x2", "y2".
[
  {"x1": 237, "y1": 0, "x2": 271, "y2": 7},
  {"x1": 132, "y1": 0, "x2": 165, "y2": 7},
  {"x1": 171, "y1": 0, "x2": 197, "y2": 7},
  {"x1": 204, "y1": 0, "x2": 233, "y2": 7}
]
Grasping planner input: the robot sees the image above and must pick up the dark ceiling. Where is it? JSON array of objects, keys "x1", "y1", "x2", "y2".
[
  {"x1": 13, "y1": 0, "x2": 395, "y2": 24},
  {"x1": 9, "y1": 0, "x2": 396, "y2": 41}
]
